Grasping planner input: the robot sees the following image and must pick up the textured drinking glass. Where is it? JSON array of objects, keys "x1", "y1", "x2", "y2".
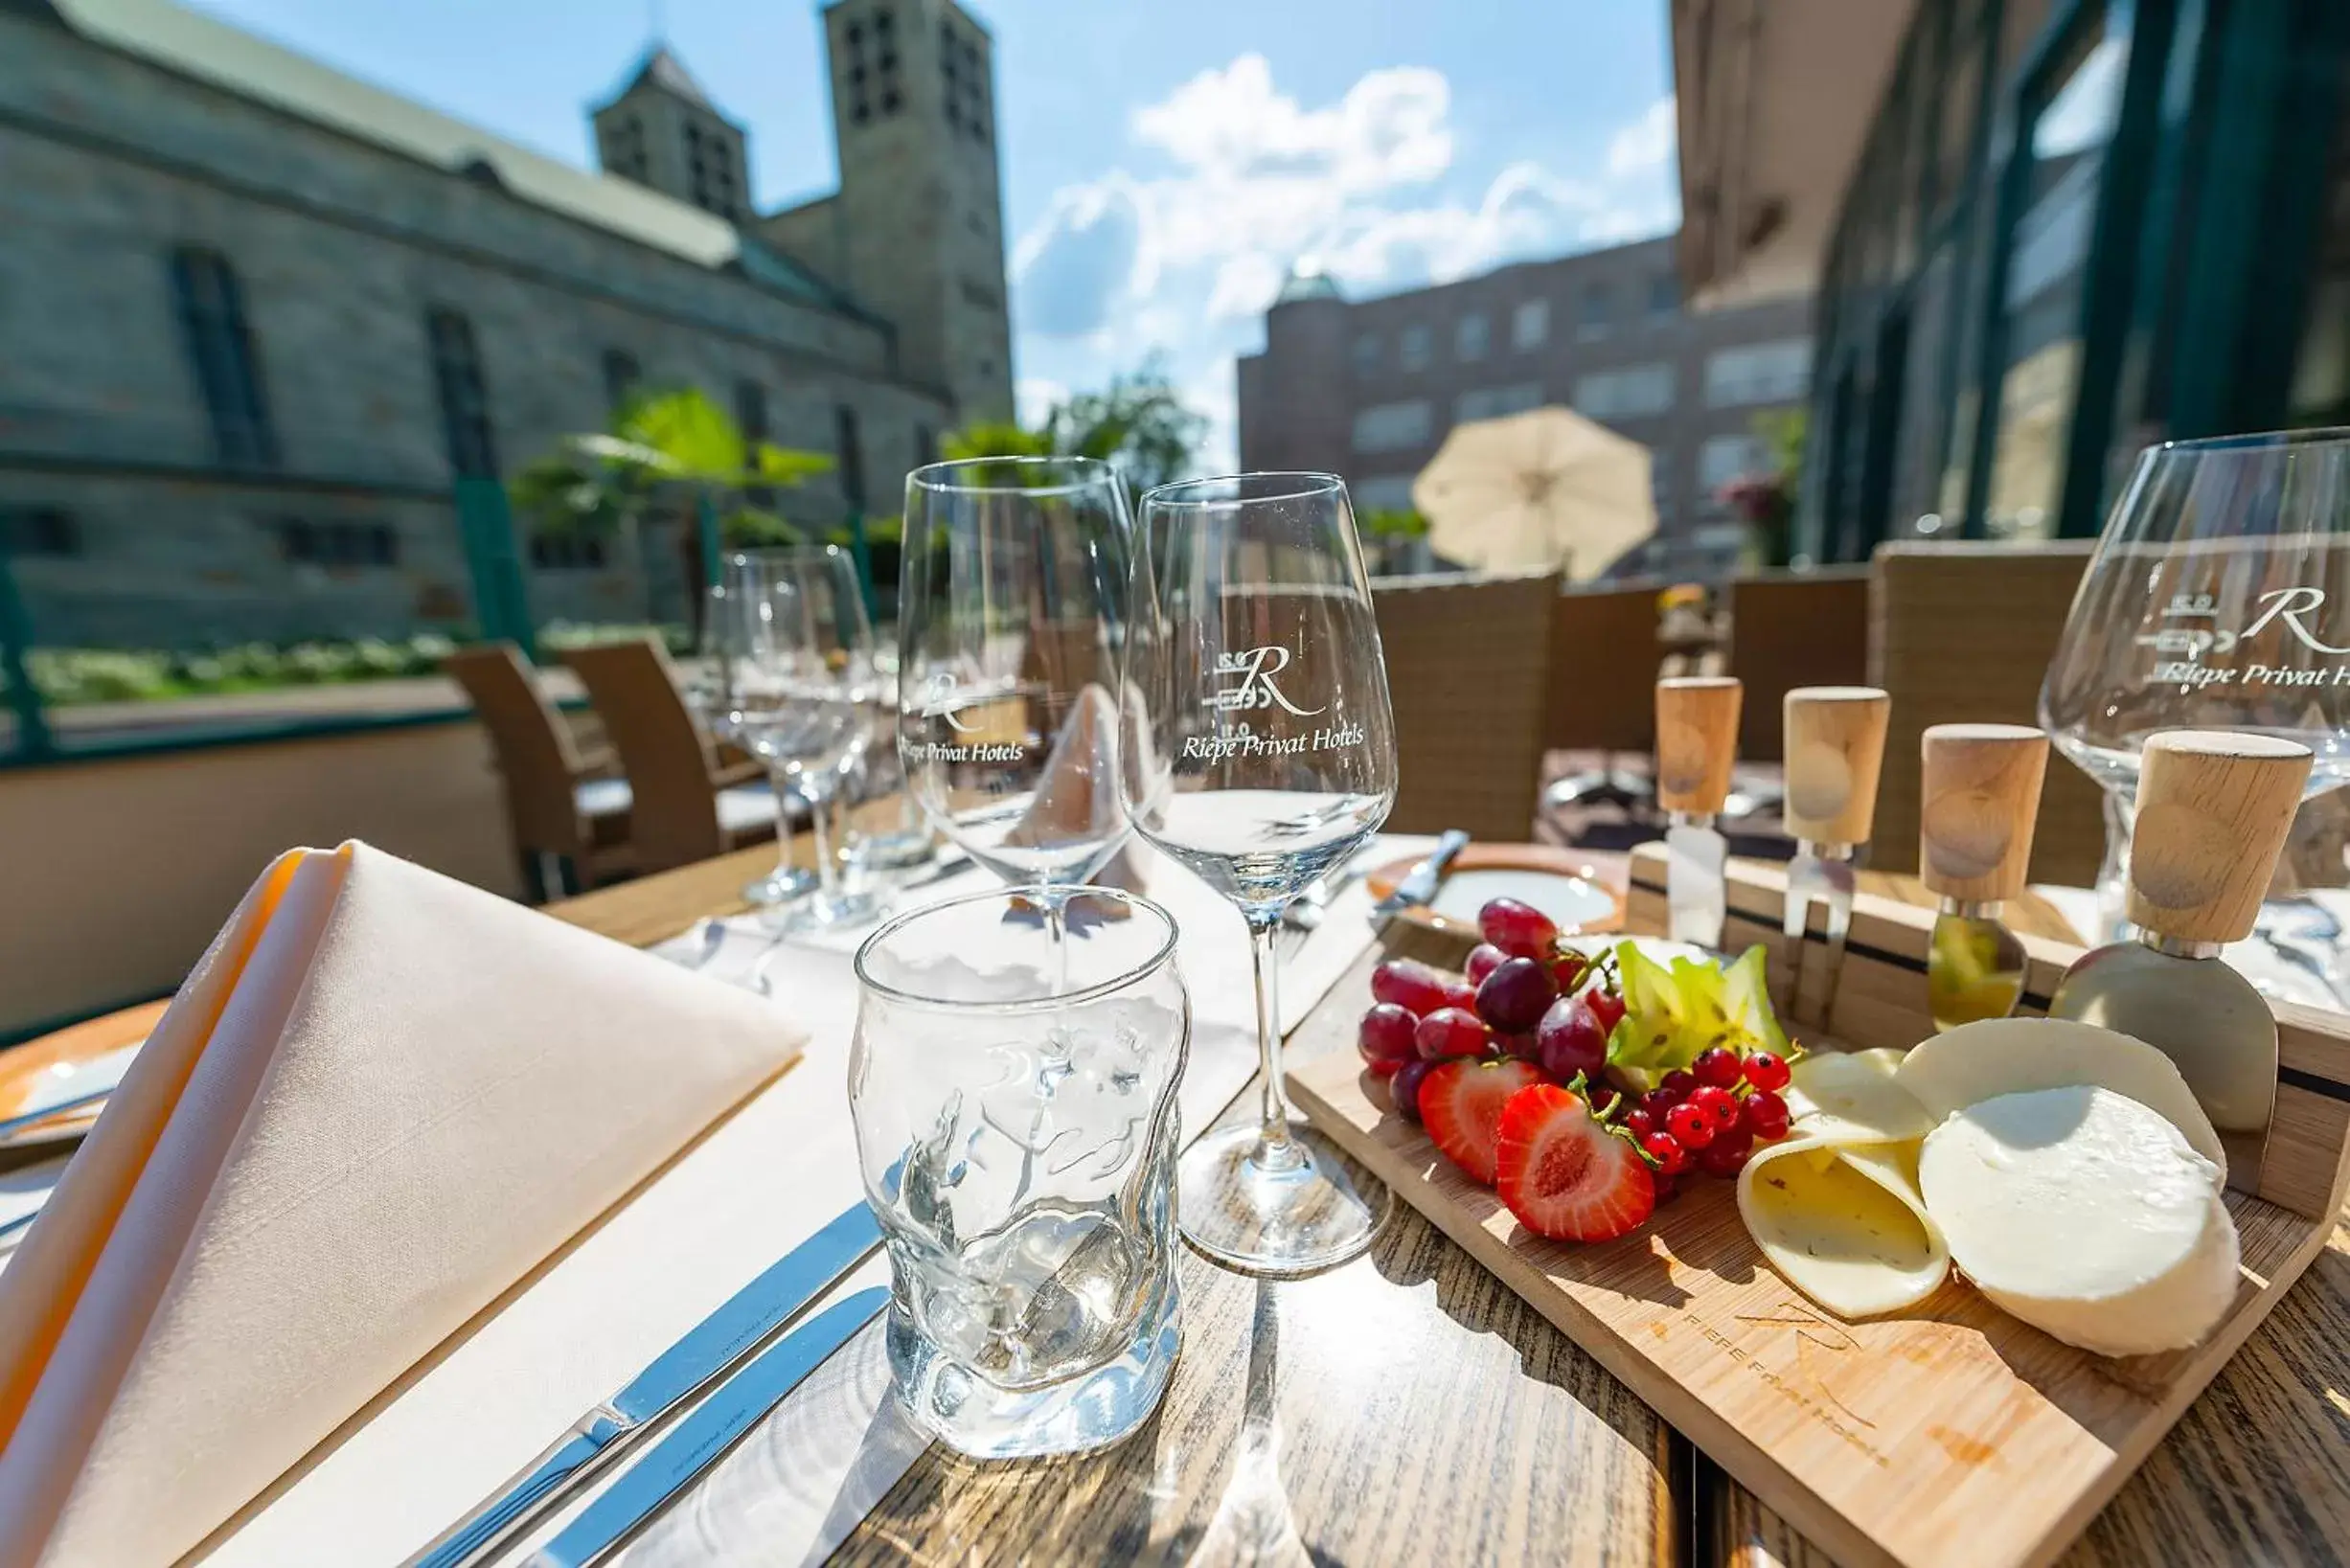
[
  {"x1": 719, "y1": 546, "x2": 884, "y2": 932},
  {"x1": 850, "y1": 888, "x2": 1188, "y2": 1458},
  {"x1": 1124, "y1": 472, "x2": 1399, "y2": 1274},
  {"x1": 2041, "y1": 429, "x2": 2350, "y2": 939},
  {"x1": 899, "y1": 457, "x2": 1134, "y2": 904}
]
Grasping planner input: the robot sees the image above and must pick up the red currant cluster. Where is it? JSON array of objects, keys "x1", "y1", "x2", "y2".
[{"x1": 1618, "y1": 1046, "x2": 1791, "y2": 1184}]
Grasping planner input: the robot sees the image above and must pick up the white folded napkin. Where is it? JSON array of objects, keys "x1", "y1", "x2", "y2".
[{"x1": 0, "y1": 843, "x2": 804, "y2": 1568}]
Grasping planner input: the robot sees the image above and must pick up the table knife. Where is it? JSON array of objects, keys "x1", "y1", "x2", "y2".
[
  {"x1": 2050, "y1": 731, "x2": 2311, "y2": 1193},
  {"x1": 405, "y1": 1202, "x2": 883, "y2": 1568},
  {"x1": 1655, "y1": 677, "x2": 1742, "y2": 949},
  {"x1": 1369, "y1": 829, "x2": 1471, "y2": 922},
  {"x1": 1919, "y1": 723, "x2": 2048, "y2": 1032},
  {"x1": 1779, "y1": 687, "x2": 1890, "y2": 1026},
  {"x1": 525, "y1": 1287, "x2": 890, "y2": 1568}
]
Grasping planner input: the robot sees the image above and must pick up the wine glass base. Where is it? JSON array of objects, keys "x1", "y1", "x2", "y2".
[
  {"x1": 760, "y1": 888, "x2": 888, "y2": 935},
  {"x1": 1178, "y1": 1120, "x2": 1388, "y2": 1276},
  {"x1": 742, "y1": 866, "x2": 817, "y2": 907}
]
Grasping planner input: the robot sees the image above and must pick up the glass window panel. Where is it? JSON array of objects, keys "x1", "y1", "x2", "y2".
[
  {"x1": 1572, "y1": 364, "x2": 1676, "y2": 419},
  {"x1": 1512, "y1": 298, "x2": 1550, "y2": 350},
  {"x1": 1704, "y1": 340, "x2": 1814, "y2": 405},
  {"x1": 1351, "y1": 400, "x2": 1433, "y2": 452},
  {"x1": 1986, "y1": 13, "x2": 2126, "y2": 540},
  {"x1": 1455, "y1": 312, "x2": 1489, "y2": 361},
  {"x1": 1398, "y1": 325, "x2": 1431, "y2": 371}
]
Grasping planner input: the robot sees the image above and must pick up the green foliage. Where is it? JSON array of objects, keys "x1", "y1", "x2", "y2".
[
  {"x1": 1754, "y1": 407, "x2": 1807, "y2": 481},
  {"x1": 513, "y1": 386, "x2": 833, "y2": 539},
  {"x1": 1360, "y1": 508, "x2": 1429, "y2": 538},
  {"x1": 27, "y1": 632, "x2": 464, "y2": 706},
  {"x1": 939, "y1": 354, "x2": 1208, "y2": 494}
]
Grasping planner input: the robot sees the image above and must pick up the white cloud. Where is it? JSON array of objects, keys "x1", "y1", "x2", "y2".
[
  {"x1": 1607, "y1": 95, "x2": 1677, "y2": 178},
  {"x1": 1015, "y1": 376, "x2": 1069, "y2": 428},
  {"x1": 1010, "y1": 63, "x2": 1682, "y2": 479}
]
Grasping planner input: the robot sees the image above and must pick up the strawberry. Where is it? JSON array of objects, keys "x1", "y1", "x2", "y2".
[
  {"x1": 1494, "y1": 1083, "x2": 1657, "y2": 1242},
  {"x1": 1418, "y1": 1058, "x2": 1544, "y2": 1185}
]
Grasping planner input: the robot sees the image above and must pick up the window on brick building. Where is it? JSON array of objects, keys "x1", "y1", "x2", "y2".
[
  {"x1": 169, "y1": 246, "x2": 278, "y2": 468},
  {"x1": 270, "y1": 517, "x2": 399, "y2": 567},
  {"x1": 1512, "y1": 298, "x2": 1549, "y2": 352},
  {"x1": 1577, "y1": 281, "x2": 1614, "y2": 339},
  {"x1": 0, "y1": 507, "x2": 80, "y2": 558},
  {"x1": 1704, "y1": 339, "x2": 1814, "y2": 405},
  {"x1": 1456, "y1": 312, "x2": 1489, "y2": 362},
  {"x1": 1352, "y1": 333, "x2": 1380, "y2": 375},
  {"x1": 1352, "y1": 400, "x2": 1432, "y2": 453},
  {"x1": 835, "y1": 404, "x2": 867, "y2": 510},
  {"x1": 530, "y1": 530, "x2": 608, "y2": 570},
  {"x1": 603, "y1": 349, "x2": 641, "y2": 414},
  {"x1": 425, "y1": 308, "x2": 499, "y2": 479},
  {"x1": 1398, "y1": 325, "x2": 1431, "y2": 372},
  {"x1": 1573, "y1": 363, "x2": 1677, "y2": 419}
]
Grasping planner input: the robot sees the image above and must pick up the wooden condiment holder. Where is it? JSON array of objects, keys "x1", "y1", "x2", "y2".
[
  {"x1": 1655, "y1": 675, "x2": 1740, "y2": 814},
  {"x1": 2127, "y1": 731, "x2": 2313, "y2": 943},
  {"x1": 1781, "y1": 686, "x2": 1890, "y2": 846},
  {"x1": 1919, "y1": 722, "x2": 2048, "y2": 903}
]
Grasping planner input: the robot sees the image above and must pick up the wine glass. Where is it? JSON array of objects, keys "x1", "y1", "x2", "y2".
[
  {"x1": 898, "y1": 456, "x2": 1134, "y2": 911},
  {"x1": 2041, "y1": 428, "x2": 2350, "y2": 941},
  {"x1": 692, "y1": 579, "x2": 816, "y2": 908},
  {"x1": 1123, "y1": 471, "x2": 1399, "y2": 1274},
  {"x1": 719, "y1": 545, "x2": 884, "y2": 932}
]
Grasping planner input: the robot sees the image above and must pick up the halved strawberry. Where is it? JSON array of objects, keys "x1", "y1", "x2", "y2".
[
  {"x1": 1494, "y1": 1083, "x2": 1656, "y2": 1242},
  {"x1": 1419, "y1": 1059, "x2": 1543, "y2": 1184}
]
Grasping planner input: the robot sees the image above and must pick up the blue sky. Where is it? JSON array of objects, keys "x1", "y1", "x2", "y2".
[{"x1": 188, "y1": 0, "x2": 1681, "y2": 466}]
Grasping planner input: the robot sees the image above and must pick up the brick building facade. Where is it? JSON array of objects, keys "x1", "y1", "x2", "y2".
[
  {"x1": 0, "y1": 0, "x2": 1012, "y2": 648},
  {"x1": 1237, "y1": 235, "x2": 1813, "y2": 576}
]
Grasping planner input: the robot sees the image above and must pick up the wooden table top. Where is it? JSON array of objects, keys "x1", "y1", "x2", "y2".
[{"x1": 20, "y1": 840, "x2": 2344, "y2": 1564}]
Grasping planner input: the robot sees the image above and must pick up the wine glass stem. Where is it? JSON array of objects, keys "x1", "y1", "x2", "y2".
[
  {"x1": 800, "y1": 770, "x2": 840, "y2": 900},
  {"x1": 1037, "y1": 883, "x2": 1073, "y2": 996},
  {"x1": 1247, "y1": 917, "x2": 1299, "y2": 1168}
]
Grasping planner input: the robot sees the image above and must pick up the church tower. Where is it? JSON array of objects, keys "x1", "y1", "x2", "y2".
[
  {"x1": 789, "y1": 0, "x2": 1015, "y2": 423},
  {"x1": 590, "y1": 47, "x2": 751, "y2": 225}
]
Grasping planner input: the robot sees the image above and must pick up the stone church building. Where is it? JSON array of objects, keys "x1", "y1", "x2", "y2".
[{"x1": 0, "y1": 0, "x2": 1014, "y2": 648}]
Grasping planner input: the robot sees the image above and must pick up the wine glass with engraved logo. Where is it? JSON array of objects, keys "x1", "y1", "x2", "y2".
[
  {"x1": 1124, "y1": 471, "x2": 1398, "y2": 1274},
  {"x1": 898, "y1": 457, "x2": 1135, "y2": 919},
  {"x1": 2041, "y1": 429, "x2": 2350, "y2": 941}
]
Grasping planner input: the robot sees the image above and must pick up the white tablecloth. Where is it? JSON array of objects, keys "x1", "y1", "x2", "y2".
[{"x1": 197, "y1": 834, "x2": 1426, "y2": 1567}]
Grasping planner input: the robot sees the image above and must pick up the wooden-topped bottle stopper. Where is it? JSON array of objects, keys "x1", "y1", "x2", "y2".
[
  {"x1": 1919, "y1": 723, "x2": 2049, "y2": 902},
  {"x1": 1655, "y1": 675, "x2": 1741, "y2": 814},
  {"x1": 1782, "y1": 686, "x2": 1891, "y2": 846},
  {"x1": 2127, "y1": 731, "x2": 2313, "y2": 943}
]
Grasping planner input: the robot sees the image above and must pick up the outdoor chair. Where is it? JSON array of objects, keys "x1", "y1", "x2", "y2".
[
  {"x1": 1373, "y1": 570, "x2": 1560, "y2": 842},
  {"x1": 444, "y1": 642, "x2": 635, "y2": 900},
  {"x1": 1725, "y1": 567, "x2": 1872, "y2": 761},
  {"x1": 560, "y1": 636, "x2": 783, "y2": 877},
  {"x1": 1867, "y1": 540, "x2": 2102, "y2": 886},
  {"x1": 1542, "y1": 581, "x2": 1663, "y2": 815}
]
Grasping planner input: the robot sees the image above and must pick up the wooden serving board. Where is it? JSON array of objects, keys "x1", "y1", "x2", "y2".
[{"x1": 1287, "y1": 849, "x2": 2350, "y2": 1568}]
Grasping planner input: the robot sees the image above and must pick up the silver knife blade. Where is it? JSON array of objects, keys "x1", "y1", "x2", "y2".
[
  {"x1": 1781, "y1": 850, "x2": 1855, "y2": 1027},
  {"x1": 1372, "y1": 829, "x2": 1470, "y2": 919},
  {"x1": 526, "y1": 1287, "x2": 890, "y2": 1568},
  {"x1": 1665, "y1": 820, "x2": 1726, "y2": 949},
  {"x1": 406, "y1": 1202, "x2": 882, "y2": 1568}
]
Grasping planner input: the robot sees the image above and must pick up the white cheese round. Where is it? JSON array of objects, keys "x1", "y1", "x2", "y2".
[
  {"x1": 1917, "y1": 1085, "x2": 2240, "y2": 1357},
  {"x1": 1895, "y1": 1017, "x2": 2225, "y2": 1175}
]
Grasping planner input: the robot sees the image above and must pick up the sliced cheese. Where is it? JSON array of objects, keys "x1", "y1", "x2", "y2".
[
  {"x1": 1917, "y1": 1085, "x2": 2240, "y2": 1357},
  {"x1": 1782, "y1": 1047, "x2": 1934, "y2": 1147},
  {"x1": 1739, "y1": 1134, "x2": 1950, "y2": 1317},
  {"x1": 1896, "y1": 1017, "x2": 2225, "y2": 1174}
]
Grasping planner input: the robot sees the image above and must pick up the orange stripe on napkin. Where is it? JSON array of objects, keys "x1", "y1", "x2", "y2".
[{"x1": 0, "y1": 851, "x2": 308, "y2": 1442}]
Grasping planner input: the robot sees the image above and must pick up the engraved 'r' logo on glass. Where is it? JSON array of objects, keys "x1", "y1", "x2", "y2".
[
  {"x1": 919, "y1": 670, "x2": 984, "y2": 733},
  {"x1": 1203, "y1": 646, "x2": 1324, "y2": 716}
]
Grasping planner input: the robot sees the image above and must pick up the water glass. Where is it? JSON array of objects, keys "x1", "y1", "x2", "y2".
[{"x1": 850, "y1": 888, "x2": 1188, "y2": 1458}]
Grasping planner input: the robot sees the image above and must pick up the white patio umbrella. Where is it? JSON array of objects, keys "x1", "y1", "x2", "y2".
[{"x1": 1410, "y1": 406, "x2": 1656, "y2": 580}]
